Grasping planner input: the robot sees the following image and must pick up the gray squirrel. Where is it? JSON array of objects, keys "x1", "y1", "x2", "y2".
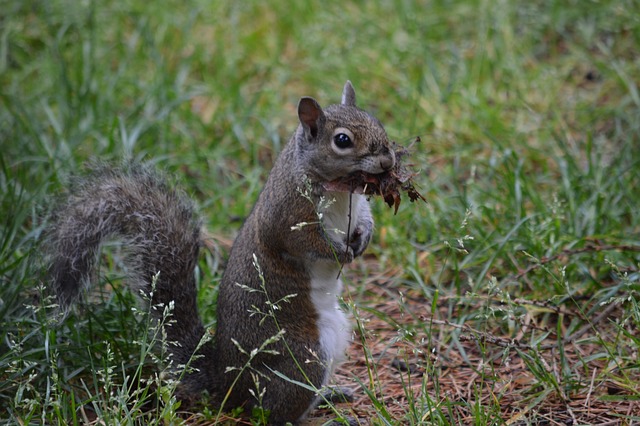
[{"x1": 45, "y1": 81, "x2": 396, "y2": 423}]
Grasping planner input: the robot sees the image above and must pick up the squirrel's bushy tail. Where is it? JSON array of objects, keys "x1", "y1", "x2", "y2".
[{"x1": 44, "y1": 162, "x2": 215, "y2": 395}]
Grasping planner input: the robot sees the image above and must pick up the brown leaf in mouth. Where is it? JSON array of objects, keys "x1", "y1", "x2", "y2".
[{"x1": 326, "y1": 138, "x2": 427, "y2": 214}]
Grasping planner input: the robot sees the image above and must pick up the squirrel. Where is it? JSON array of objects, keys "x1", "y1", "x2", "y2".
[{"x1": 44, "y1": 81, "x2": 396, "y2": 424}]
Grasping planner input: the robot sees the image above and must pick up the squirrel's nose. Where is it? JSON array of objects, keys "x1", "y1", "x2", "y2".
[{"x1": 379, "y1": 151, "x2": 395, "y2": 171}]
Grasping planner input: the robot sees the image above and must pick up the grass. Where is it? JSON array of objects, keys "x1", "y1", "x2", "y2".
[{"x1": 1, "y1": 0, "x2": 639, "y2": 424}]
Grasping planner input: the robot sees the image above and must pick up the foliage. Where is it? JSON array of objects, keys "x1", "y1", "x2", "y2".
[{"x1": 1, "y1": 0, "x2": 639, "y2": 424}]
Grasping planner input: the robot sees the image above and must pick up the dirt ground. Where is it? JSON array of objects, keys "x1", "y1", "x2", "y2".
[{"x1": 307, "y1": 271, "x2": 640, "y2": 425}]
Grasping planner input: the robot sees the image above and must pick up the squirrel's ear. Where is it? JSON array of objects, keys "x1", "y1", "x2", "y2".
[
  {"x1": 341, "y1": 80, "x2": 356, "y2": 107},
  {"x1": 298, "y1": 97, "x2": 324, "y2": 138}
]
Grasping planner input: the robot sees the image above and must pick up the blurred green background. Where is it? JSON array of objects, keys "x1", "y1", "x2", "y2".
[{"x1": 1, "y1": 0, "x2": 639, "y2": 424}]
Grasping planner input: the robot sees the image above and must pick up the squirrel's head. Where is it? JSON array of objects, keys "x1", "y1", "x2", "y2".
[{"x1": 296, "y1": 81, "x2": 396, "y2": 182}]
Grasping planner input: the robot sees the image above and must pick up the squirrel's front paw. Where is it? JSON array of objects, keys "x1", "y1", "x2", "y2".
[
  {"x1": 334, "y1": 243, "x2": 355, "y2": 264},
  {"x1": 348, "y1": 225, "x2": 371, "y2": 258},
  {"x1": 329, "y1": 224, "x2": 371, "y2": 264}
]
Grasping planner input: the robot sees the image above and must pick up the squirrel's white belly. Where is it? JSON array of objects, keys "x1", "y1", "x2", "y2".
[
  {"x1": 322, "y1": 192, "x2": 366, "y2": 237},
  {"x1": 308, "y1": 192, "x2": 367, "y2": 384},
  {"x1": 309, "y1": 262, "x2": 351, "y2": 384}
]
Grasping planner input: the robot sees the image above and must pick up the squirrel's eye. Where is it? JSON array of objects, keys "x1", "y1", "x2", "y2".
[{"x1": 333, "y1": 133, "x2": 353, "y2": 149}]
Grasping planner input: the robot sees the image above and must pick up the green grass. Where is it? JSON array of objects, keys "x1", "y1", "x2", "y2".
[{"x1": 2, "y1": 0, "x2": 639, "y2": 424}]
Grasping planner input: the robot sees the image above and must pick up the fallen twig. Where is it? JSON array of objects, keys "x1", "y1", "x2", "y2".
[
  {"x1": 421, "y1": 316, "x2": 533, "y2": 350},
  {"x1": 516, "y1": 243, "x2": 640, "y2": 279}
]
